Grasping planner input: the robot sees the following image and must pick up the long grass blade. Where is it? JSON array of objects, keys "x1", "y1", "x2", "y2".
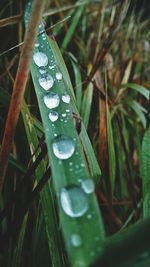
[{"x1": 25, "y1": 2, "x2": 105, "y2": 266}]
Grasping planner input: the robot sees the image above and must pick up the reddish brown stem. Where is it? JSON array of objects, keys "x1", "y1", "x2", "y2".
[{"x1": 0, "y1": 0, "x2": 48, "y2": 192}]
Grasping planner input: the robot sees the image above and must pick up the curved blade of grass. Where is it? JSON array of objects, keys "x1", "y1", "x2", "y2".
[
  {"x1": 141, "y1": 127, "x2": 150, "y2": 218},
  {"x1": 81, "y1": 80, "x2": 94, "y2": 130},
  {"x1": 69, "y1": 53, "x2": 82, "y2": 111},
  {"x1": 93, "y1": 218, "x2": 150, "y2": 267},
  {"x1": 11, "y1": 214, "x2": 28, "y2": 267},
  {"x1": 61, "y1": 3, "x2": 85, "y2": 50},
  {"x1": 107, "y1": 109, "x2": 116, "y2": 195},
  {"x1": 121, "y1": 83, "x2": 150, "y2": 100},
  {"x1": 25, "y1": 3, "x2": 105, "y2": 266},
  {"x1": 21, "y1": 101, "x2": 65, "y2": 267},
  {"x1": 31, "y1": 208, "x2": 52, "y2": 267},
  {"x1": 126, "y1": 100, "x2": 147, "y2": 128}
]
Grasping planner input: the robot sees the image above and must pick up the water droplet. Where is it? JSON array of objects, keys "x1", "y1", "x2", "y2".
[
  {"x1": 39, "y1": 67, "x2": 47, "y2": 74},
  {"x1": 35, "y1": 43, "x2": 39, "y2": 47},
  {"x1": 71, "y1": 234, "x2": 82, "y2": 247},
  {"x1": 80, "y1": 163, "x2": 85, "y2": 167},
  {"x1": 52, "y1": 135, "x2": 75, "y2": 159},
  {"x1": 62, "y1": 94, "x2": 70, "y2": 104},
  {"x1": 66, "y1": 109, "x2": 70, "y2": 113},
  {"x1": 87, "y1": 214, "x2": 92, "y2": 219},
  {"x1": 81, "y1": 179, "x2": 95, "y2": 194},
  {"x1": 60, "y1": 186, "x2": 88, "y2": 217},
  {"x1": 44, "y1": 93, "x2": 60, "y2": 109},
  {"x1": 49, "y1": 111, "x2": 58, "y2": 122},
  {"x1": 56, "y1": 72, "x2": 62, "y2": 80},
  {"x1": 49, "y1": 65, "x2": 55, "y2": 69},
  {"x1": 62, "y1": 113, "x2": 66, "y2": 117},
  {"x1": 33, "y1": 52, "x2": 48, "y2": 67},
  {"x1": 69, "y1": 162, "x2": 73, "y2": 166},
  {"x1": 39, "y1": 75, "x2": 54, "y2": 90}
]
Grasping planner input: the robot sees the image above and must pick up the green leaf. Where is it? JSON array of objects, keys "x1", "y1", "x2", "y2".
[
  {"x1": 127, "y1": 100, "x2": 147, "y2": 128},
  {"x1": 61, "y1": 4, "x2": 85, "y2": 50},
  {"x1": 93, "y1": 218, "x2": 150, "y2": 267},
  {"x1": 69, "y1": 53, "x2": 82, "y2": 111},
  {"x1": 81, "y1": 82, "x2": 94, "y2": 130},
  {"x1": 24, "y1": 3, "x2": 105, "y2": 267},
  {"x1": 107, "y1": 109, "x2": 116, "y2": 194},
  {"x1": 121, "y1": 83, "x2": 150, "y2": 100},
  {"x1": 11, "y1": 214, "x2": 28, "y2": 267},
  {"x1": 141, "y1": 127, "x2": 150, "y2": 218}
]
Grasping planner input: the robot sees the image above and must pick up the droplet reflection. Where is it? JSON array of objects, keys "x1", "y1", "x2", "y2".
[
  {"x1": 33, "y1": 52, "x2": 48, "y2": 67},
  {"x1": 60, "y1": 185, "x2": 88, "y2": 217},
  {"x1": 52, "y1": 135, "x2": 75, "y2": 159},
  {"x1": 44, "y1": 92, "x2": 60, "y2": 109}
]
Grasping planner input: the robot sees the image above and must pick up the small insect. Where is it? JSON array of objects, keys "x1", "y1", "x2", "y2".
[{"x1": 72, "y1": 112, "x2": 82, "y2": 134}]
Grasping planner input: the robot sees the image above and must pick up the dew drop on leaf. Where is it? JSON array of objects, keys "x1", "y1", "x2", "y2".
[
  {"x1": 39, "y1": 67, "x2": 47, "y2": 74},
  {"x1": 56, "y1": 72, "x2": 62, "y2": 80},
  {"x1": 60, "y1": 185, "x2": 88, "y2": 217},
  {"x1": 35, "y1": 43, "x2": 39, "y2": 47},
  {"x1": 49, "y1": 65, "x2": 55, "y2": 69},
  {"x1": 39, "y1": 75, "x2": 54, "y2": 90},
  {"x1": 81, "y1": 179, "x2": 95, "y2": 194},
  {"x1": 49, "y1": 111, "x2": 59, "y2": 122},
  {"x1": 62, "y1": 94, "x2": 70, "y2": 104},
  {"x1": 52, "y1": 135, "x2": 75, "y2": 159},
  {"x1": 33, "y1": 52, "x2": 48, "y2": 67},
  {"x1": 71, "y1": 234, "x2": 82, "y2": 247},
  {"x1": 87, "y1": 214, "x2": 92, "y2": 219},
  {"x1": 44, "y1": 92, "x2": 60, "y2": 109}
]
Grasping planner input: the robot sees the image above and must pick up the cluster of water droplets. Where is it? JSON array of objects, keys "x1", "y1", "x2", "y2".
[
  {"x1": 33, "y1": 47, "x2": 71, "y2": 129},
  {"x1": 32, "y1": 29, "x2": 97, "y2": 251}
]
